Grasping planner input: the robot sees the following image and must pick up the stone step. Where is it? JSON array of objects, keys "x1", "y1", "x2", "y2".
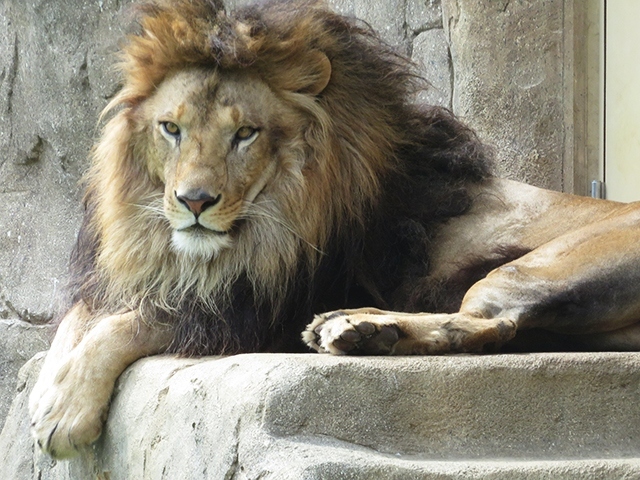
[
  {"x1": 2, "y1": 353, "x2": 640, "y2": 478},
  {"x1": 238, "y1": 440, "x2": 640, "y2": 479}
]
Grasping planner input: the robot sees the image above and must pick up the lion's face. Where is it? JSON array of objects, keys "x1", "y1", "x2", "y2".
[{"x1": 139, "y1": 68, "x2": 300, "y2": 258}]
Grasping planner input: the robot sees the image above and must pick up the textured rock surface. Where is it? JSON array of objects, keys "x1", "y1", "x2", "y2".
[
  {"x1": 412, "y1": 28, "x2": 451, "y2": 107},
  {"x1": 442, "y1": 0, "x2": 567, "y2": 189},
  {"x1": 0, "y1": 353, "x2": 45, "y2": 480},
  {"x1": 0, "y1": 320, "x2": 51, "y2": 431},
  {"x1": 1, "y1": 353, "x2": 640, "y2": 479},
  {"x1": 0, "y1": 0, "x2": 134, "y2": 321}
]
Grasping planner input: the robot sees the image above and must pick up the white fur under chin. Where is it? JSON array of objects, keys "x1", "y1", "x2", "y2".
[{"x1": 171, "y1": 230, "x2": 233, "y2": 259}]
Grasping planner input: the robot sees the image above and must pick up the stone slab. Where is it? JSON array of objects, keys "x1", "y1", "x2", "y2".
[{"x1": 2, "y1": 352, "x2": 639, "y2": 478}]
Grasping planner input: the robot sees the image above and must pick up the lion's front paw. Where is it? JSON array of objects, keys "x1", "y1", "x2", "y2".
[
  {"x1": 304, "y1": 309, "x2": 518, "y2": 355},
  {"x1": 303, "y1": 311, "x2": 400, "y2": 355},
  {"x1": 29, "y1": 358, "x2": 111, "y2": 458}
]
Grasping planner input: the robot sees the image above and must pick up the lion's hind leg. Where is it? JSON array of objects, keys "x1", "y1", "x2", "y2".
[{"x1": 303, "y1": 309, "x2": 516, "y2": 355}]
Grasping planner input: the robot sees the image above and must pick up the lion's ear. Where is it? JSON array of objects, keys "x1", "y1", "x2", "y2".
[
  {"x1": 302, "y1": 51, "x2": 332, "y2": 95},
  {"x1": 277, "y1": 50, "x2": 332, "y2": 95}
]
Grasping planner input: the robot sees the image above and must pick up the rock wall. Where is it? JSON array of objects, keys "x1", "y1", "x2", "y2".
[
  {"x1": 443, "y1": 0, "x2": 568, "y2": 189},
  {"x1": 0, "y1": 0, "x2": 131, "y2": 324}
]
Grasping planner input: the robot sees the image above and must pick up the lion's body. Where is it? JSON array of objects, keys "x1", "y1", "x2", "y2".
[{"x1": 29, "y1": 0, "x2": 640, "y2": 459}]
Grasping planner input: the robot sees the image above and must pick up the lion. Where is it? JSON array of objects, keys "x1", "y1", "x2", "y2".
[{"x1": 28, "y1": 0, "x2": 640, "y2": 459}]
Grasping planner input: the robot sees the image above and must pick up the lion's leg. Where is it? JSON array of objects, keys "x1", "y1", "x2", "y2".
[
  {"x1": 305, "y1": 206, "x2": 640, "y2": 355},
  {"x1": 459, "y1": 206, "x2": 640, "y2": 339},
  {"x1": 303, "y1": 308, "x2": 516, "y2": 355},
  {"x1": 29, "y1": 304, "x2": 172, "y2": 458}
]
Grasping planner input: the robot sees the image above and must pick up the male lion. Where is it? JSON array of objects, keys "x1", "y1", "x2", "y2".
[{"x1": 30, "y1": 0, "x2": 640, "y2": 459}]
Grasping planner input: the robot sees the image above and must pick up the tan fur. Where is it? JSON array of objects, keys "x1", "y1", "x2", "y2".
[{"x1": 306, "y1": 184, "x2": 640, "y2": 355}]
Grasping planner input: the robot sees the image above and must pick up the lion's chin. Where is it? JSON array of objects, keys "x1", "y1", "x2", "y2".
[{"x1": 171, "y1": 228, "x2": 233, "y2": 259}]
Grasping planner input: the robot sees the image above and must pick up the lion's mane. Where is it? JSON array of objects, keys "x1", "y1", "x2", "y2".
[{"x1": 68, "y1": 0, "x2": 492, "y2": 355}]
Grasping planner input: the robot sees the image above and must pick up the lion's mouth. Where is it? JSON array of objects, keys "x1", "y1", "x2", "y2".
[{"x1": 179, "y1": 224, "x2": 230, "y2": 236}]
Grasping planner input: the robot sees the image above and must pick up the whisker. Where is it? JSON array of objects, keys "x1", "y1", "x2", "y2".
[
  {"x1": 126, "y1": 201, "x2": 166, "y2": 219},
  {"x1": 242, "y1": 203, "x2": 325, "y2": 255},
  {"x1": 137, "y1": 204, "x2": 164, "y2": 213}
]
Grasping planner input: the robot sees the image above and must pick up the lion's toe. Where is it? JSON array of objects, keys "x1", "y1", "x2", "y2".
[
  {"x1": 29, "y1": 356, "x2": 113, "y2": 459},
  {"x1": 31, "y1": 390, "x2": 106, "y2": 459}
]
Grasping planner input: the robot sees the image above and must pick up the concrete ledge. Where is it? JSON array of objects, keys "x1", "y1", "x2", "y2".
[{"x1": 2, "y1": 353, "x2": 640, "y2": 478}]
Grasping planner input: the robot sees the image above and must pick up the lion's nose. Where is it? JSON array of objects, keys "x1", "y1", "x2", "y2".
[{"x1": 175, "y1": 189, "x2": 221, "y2": 217}]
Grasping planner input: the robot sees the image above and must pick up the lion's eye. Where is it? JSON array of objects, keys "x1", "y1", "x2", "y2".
[
  {"x1": 160, "y1": 121, "x2": 181, "y2": 139},
  {"x1": 235, "y1": 126, "x2": 257, "y2": 142}
]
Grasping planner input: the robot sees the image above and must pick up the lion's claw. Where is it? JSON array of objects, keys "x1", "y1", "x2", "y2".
[
  {"x1": 30, "y1": 384, "x2": 107, "y2": 459},
  {"x1": 29, "y1": 353, "x2": 112, "y2": 459}
]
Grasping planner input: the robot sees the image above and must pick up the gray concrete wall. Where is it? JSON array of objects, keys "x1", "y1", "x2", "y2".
[
  {"x1": 443, "y1": 0, "x2": 568, "y2": 189},
  {"x1": 0, "y1": 0, "x2": 576, "y2": 450},
  {"x1": 0, "y1": 0, "x2": 130, "y2": 326}
]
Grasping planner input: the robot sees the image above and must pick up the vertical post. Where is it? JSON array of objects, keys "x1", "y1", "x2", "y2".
[{"x1": 591, "y1": 179, "x2": 604, "y2": 199}]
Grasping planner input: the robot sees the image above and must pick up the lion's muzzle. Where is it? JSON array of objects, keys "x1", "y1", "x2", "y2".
[{"x1": 175, "y1": 189, "x2": 222, "y2": 217}]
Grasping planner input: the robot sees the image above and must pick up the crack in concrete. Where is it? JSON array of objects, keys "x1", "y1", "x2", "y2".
[
  {"x1": 0, "y1": 298, "x2": 52, "y2": 324},
  {"x1": 442, "y1": 0, "x2": 458, "y2": 111},
  {"x1": 5, "y1": 33, "x2": 19, "y2": 120},
  {"x1": 447, "y1": 40, "x2": 455, "y2": 111},
  {"x1": 223, "y1": 417, "x2": 242, "y2": 480},
  {"x1": 17, "y1": 135, "x2": 46, "y2": 166}
]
